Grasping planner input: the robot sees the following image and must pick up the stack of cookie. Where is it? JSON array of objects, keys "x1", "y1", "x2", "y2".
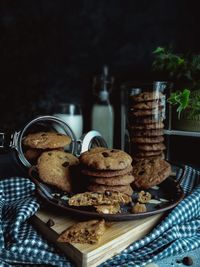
[
  {"x1": 79, "y1": 147, "x2": 134, "y2": 196},
  {"x1": 128, "y1": 90, "x2": 166, "y2": 161},
  {"x1": 23, "y1": 131, "x2": 79, "y2": 192},
  {"x1": 23, "y1": 131, "x2": 72, "y2": 165}
]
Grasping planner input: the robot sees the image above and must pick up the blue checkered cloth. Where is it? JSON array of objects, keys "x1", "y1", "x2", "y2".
[
  {"x1": 0, "y1": 178, "x2": 72, "y2": 267},
  {"x1": 0, "y1": 166, "x2": 200, "y2": 267}
]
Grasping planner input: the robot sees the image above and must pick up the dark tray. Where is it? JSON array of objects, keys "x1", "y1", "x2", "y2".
[{"x1": 29, "y1": 163, "x2": 185, "y2": 221}]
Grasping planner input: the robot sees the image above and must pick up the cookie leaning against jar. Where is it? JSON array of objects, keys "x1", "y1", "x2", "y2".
[
  {"x1": 132, "y1": 158, "x2": 171, "y2": 189},
  {"x1": 37, "y1": 150, "x2": 79, "y2": 192}
]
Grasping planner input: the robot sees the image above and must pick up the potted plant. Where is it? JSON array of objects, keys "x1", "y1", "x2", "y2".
[{"x1": 152, "y1": 47, "x2": 200, "y2": 131}]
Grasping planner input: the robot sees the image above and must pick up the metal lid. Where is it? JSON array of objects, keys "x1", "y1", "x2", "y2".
[{"x1": 76, "y1": 130, "x2": 108, "y2": 157}]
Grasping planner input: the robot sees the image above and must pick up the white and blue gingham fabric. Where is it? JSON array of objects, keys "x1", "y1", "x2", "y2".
[
  {"x1": 0, "y1": 165, "x2": 200, "y2": 267},
  {"x1": 0, "y1": 178, "x2": 72, "y2": 267},
  {"x1": 101, "y1": 166, "x2": 200, "y2": 267}
]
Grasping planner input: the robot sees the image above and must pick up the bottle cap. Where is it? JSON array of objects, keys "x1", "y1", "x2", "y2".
[
  {"x1": 93, "y1": 65, "x2": 114, "y2": 96},
  {"x1": 99, "y1": 90, "x2": 109, "y2": 101}
]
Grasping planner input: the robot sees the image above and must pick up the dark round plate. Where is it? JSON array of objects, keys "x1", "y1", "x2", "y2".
[{"x1": 29, "y1": 163, "x2": 185, "y2": 221}]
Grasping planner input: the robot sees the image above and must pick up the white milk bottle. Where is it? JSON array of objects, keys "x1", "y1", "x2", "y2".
[
  {"x1": 54, "y1": 103, "x2": 83, "y2": 139},
  {"x1": 91, "y1": 65, "x2": 114, "y2": 148}
]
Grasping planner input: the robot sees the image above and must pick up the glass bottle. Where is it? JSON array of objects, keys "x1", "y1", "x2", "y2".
[{"x1": 91, "y1": 65, "x2": 114, "y2": 148}]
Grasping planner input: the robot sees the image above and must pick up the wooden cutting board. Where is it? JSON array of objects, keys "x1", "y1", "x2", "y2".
[{"x1": 31, "y1": 209, "x2": 164, "y2": 267}]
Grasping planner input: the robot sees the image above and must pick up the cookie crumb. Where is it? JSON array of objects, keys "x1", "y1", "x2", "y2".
[
  {"x1": 182, "y1": 256, "x2": 193, "y2": 266},
  {"x1": 62, "y1": 161, "x2": 69, "y2": 167},
  {"x1": 138, "y1": 190, "x2": 151, "y2": 203},
  {"x1": 46, "y1": 218, "x2": 55, "y2": 227},
  {"x1": 132, "y1": 202, "x2": 147, "y2": 213},
  {"x1": 105, "y1": 190, "x2": 112, "y2": 196},
  {"x1": 102, "y1": 152, "x2": 110, "y2": 157}
]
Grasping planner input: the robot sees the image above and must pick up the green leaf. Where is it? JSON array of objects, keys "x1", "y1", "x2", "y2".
[
  {"x1": 153, "y1": 47, "x2": 165, "y2": 54},
  {"x1": 178, "y1": 57, "x2": 185, "y2": 65},
  {"x1": 180, "y1": 89, "x2": 190, "y2": 109},
  {"x1": 168, "y1": 89, "x2": 191, "y2": 119}
]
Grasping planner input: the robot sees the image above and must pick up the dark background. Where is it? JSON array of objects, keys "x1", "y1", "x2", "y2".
[
  {"x1": 0, "y1": 0, "x2": 200, "y2": 169},
  {"x1": 1, "y1": 0, "x2": 200, "y2": 130}
]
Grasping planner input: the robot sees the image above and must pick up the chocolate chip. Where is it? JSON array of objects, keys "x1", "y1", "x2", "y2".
[
  {"x1": 105, "y1": 190, "x2": 112, "y2": 196},
  {"x1": 41, "y1": 133, "x2": 47, "y2": 136},
  {"x1": 182, "y1": 256, "x2": 193, "y2": 266},
  {"x1": 110, "y1": 150, "x2": 117, "y2": 153},
  {"x1": 48, "y1": 152, "x2": 52, "y2": 156},
  {"x1": 138, "y1": 170, "x2": 145, "y2": 175},
  {"x1": 62, "y1": 161, "x2": 69, "y2": 167},
  {"x1": 102, "y1": 152, "x2": 110, "y2": 157},
  {"x1": 46, "y1": 218, "x2": 55, "y2": 227}
]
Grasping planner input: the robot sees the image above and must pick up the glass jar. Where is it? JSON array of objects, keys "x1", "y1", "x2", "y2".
[
  {"x1": 0, "y1": 115, "x2": 107, "y2": 173},
  {"x1": 121, "y1": 81, "x2": 167, "y2": 161}
]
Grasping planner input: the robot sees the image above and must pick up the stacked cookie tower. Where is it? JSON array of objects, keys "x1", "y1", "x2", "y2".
[
  {"x1": 79, "y1": 147, "x2": 134, "y2": 196},
  {"x1": 128, "y1": 90, "x2": 166, "y2": 161}
]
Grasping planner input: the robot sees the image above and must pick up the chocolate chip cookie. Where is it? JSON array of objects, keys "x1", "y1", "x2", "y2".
[
  {"x1": 57, "y1": 219, "x2": 106, "y2": 244},
  {"x1": 131, "y1": 129, "x2": 164, "y2": 137},
  {"x1": 137, "y1": 143, "x2": 166, "y2": 152},
  {"x1": 130, "y1": 122, "x2": 164, "y2": 130},
  {"x1": 68, "y1": 191, "x2": 131, "y2": 206},
  {"x1": 131, "y1": 91, "x2": 164, "y2": 102},
  {"x1": 81, "y1": 165, "x2": 133, "y2": 178},
  {"x1": 79, "y1": 147, "x2": 132, "y2": 170},
  {"x1": 131, "y1": 100, "x2": 164, "y2": 110},
  {"x1": 37, "y1": 150, "x2": 79, "y2": 192},
  {"x1": 131, "y1": 136, "x2": 164, "y2": 144},
  {"x1": 132, "y1": 153, "x2": 165, "y2": 162},
  {"x1": 95, "y1": 204, "x2": 121, "y2": 214},
  {"x1": 131, "y1": 116, "x2": 164, "y2": 124},
  {"x1": 88, "y1": 184, "x2": 133, "y2": 196},
  {"x1": 23, "y1": 132, "x2": 71, "y2": 149},
  {"x1": 25, "y1": 148, "x2": 43, "y2": 163},
  {"x1": 134, "y1": 150, "x2": 163, "y2": 157},
  {"x1": 90, "y1": 174, "x2": 135, "y2": 186},
  {"x1": 131, "y1": 107, "x2": 164, "y2": 117},
  {"x1": 132, "y1": 158, "x2": 171, "y2": 189}
]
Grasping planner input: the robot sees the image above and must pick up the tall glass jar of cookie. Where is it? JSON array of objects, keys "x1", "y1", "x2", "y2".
[{"x1": 126, "y1": 81, "x2": 167, "y2": 162}]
